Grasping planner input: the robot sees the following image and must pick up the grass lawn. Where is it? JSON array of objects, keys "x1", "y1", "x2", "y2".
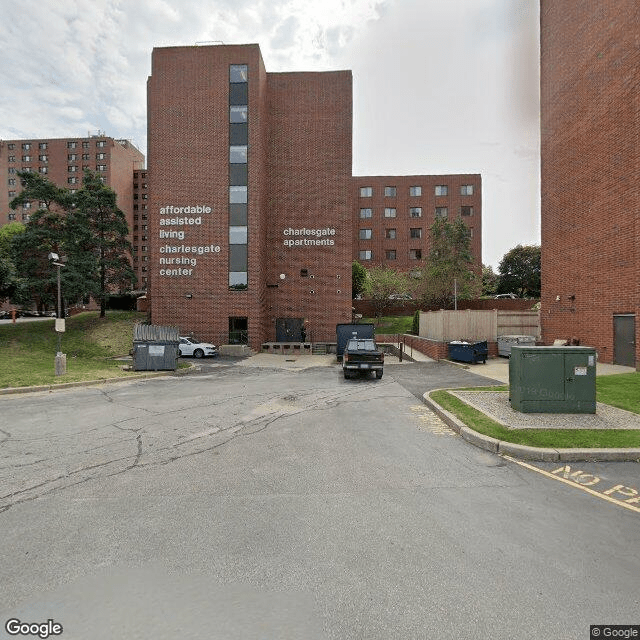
[
  {"x1": 362, "y1": 315, "x2": 414, "y2": 335},
  {"x1": 0, "y1": 311, "x2": 150, "y2": 388},
  {"x1": 431, "y1": 372, "x2": 640, "y2": 449}
]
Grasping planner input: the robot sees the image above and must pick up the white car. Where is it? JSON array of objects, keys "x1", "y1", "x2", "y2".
[{"x1": 178, "y1": 336, "x2": 218, "y2": 358}]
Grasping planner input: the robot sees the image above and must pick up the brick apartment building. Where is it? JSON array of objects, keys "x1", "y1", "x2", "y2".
[
  {"x1": 0, "y1": 135, "x2": 146, "y2": 291},
  {"x1": 147, "y1": 44, "x2": 354, "y2": 349},
  {"x1": 352, "y1": 175, "x2": 482, "y2": 272},
  {"x1": 540, "y1": 1, "x2": 639, "y2": 367}
]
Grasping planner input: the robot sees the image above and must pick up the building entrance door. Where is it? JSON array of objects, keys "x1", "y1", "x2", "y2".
[
  {"x1": 228, "y1": 317, "x2": 248, "y2": 345},
  {"x1": 613, "y1": 314, "x2": 635, "y2": 367},
  {"x1": 275, "y1": 318, "x2": 305, "y2": 342}
]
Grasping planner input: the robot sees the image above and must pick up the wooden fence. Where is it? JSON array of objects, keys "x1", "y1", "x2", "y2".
[{"x1": 419, "y1": 309, "x2": 540, "y2": 342}]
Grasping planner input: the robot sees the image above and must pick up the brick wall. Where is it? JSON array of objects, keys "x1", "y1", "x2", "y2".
[{"x1": 540, "y1": 1, "x2": 639, "y2": 366}]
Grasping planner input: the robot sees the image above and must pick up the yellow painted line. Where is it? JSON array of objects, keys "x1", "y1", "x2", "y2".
[{"x1": 503, "y1": 455, "x2": 640, "y2": 515}]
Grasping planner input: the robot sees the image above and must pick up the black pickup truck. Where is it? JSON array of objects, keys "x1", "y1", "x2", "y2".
[{"x1": 342, "y1": 338, "x2": 384, "y2": 379}]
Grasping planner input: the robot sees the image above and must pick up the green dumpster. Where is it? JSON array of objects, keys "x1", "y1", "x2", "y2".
[{"x1": 509, "y1": 346, "x2": 597, "y2": 413}]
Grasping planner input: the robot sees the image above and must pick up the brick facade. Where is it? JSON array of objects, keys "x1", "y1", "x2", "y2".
[
  {"x1": 147, "y1": 44, "x2": 353, "y2": 348},
  {"x1": 540, "y1": 1, "x2": 639, "y2": 367},
  {"x1": 352, "y1": 174, "x2": 482, "y2": 273}
]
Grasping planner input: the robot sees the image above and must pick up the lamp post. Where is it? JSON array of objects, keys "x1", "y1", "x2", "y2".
[{"x1": 48, "y1": 252, "x2": 67, "y2": 375}]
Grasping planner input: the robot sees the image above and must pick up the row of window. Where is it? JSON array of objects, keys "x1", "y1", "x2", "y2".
[
  {"x1": 359, "y1": 250, "x2": 422, "y2": 261},
  {"x1": 359, "y1": 228, "x2": 423, "y2": 240},
  {"x1": 229, "y1": 63, "x2": 249, "y2": 290},
  {"x1": 7, "y1": 140, "x2": 106, "y2": 151},
  {"x1": 7, "y1": 153, "x2": 108, "y2": 163},
  {"x1": 359, "y1": 184, "x2": 474, "y2": 198},
  {"x1": 359, "y1": 206, "x2": 473, "y2": 219},
  {"x1": 8, "y1": 165, "x2": 108, "y2": 177},
  {"x1": 7, "y1": 213, "x2": 30, "y2": 221}
]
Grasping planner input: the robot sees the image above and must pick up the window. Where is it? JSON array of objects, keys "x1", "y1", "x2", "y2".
[
  {"x1": 22, "y1": 167, "x2": 32, "y2": 172},
  {"x1": 359, "y1": 186, "x2": 373, "y2": 197},
  {"x1": 39, "y1": 167, "x2": 48, "y2": 174},
  {"x1": 410, "y1": 228, "x2": 422, "y2": 239},
  {"x1": 22, "y1": 202, "x2": 31, "y2": 209},
  {"x1": 230, "y1": 64, "x2": 248, "y2": 83},
  {"x1": 359, "y1": 250, "x2": 372, "y2": 260},
  {"x1": 38, "y1": 201, "x2": 46, "y2": 209},
  {"x1": 229, "y1": 226, "x2": 248, "y2": 244},
  {"x1": 96, "y1": 165, "x2": 107, "y2": 171},
  {"x1": 229, "y1": 122, "x2": 248, "y2": 145},
  {"x1": 68, "y1": 166, "x2": 77, "y2": 172},
  {"x1": 67, "y1": 141, "x2": 77, "y2": 149},
  {"x1": 461, "y1": 206, "x2": 473, "y2": 216},
  {"x1": 461, "y1": 184, "x2": 474, "y2": 196},
  {"x1": 22, "y1": 155, "x2": 31, "y2": 162},
  {"x1": 385, "y1": 250, "x2": 396, "y2": 260},
  {"x1": 409, "y1": 249, "x2": 422, "y2": 260},
  {"x1": 8, "y1": 190, "x2": 16, "y2": 197},
  {"x1": 96, "y1": 140, "x2": 106, "y2": 148},
  {"x1": 410, "y1": 207, "x2": 422, "y2": 218},
  {"x1": 22, "y1": 213, "x2": 30, "y2": 221},
  {"x1": 39, "y1": 155, "x2": 47, "y2": 162},
  {"x1": 96, "y1": 153, "x2": 106, "y2": 160},
  {"x1": 229, "y1": 186, "x2": 247, "y2": 204},
  {"x1": 359, "y1": 228, "x2": 372, "y2": 240},
  {"x1": 68, "y1": 177, "x2": 78, "y2": 184},
  {"x1": 409, "y1": 186, "x2": 422, "y2": 196},
  {"x1": 22, "y1": 143, "x2": 31, "y2": 150},
  {"x1": 82, "y1": 154, "x2": 89, "y2": 160},
  {"x1": 230, "y1": 106, "x2": 248, "y2": 122},
  {"x1": 385, "y1": 228, "x2": 396, "y2": 239},
  {"x1": 8, "y1": 213, "x2": 16, "y2": 221},
  {"x1": 384, "y1": 186, "x2": 396, "y2": 197},
  {"x1": 8, "y1": 156, "x2": 15, "y2": 162},
  {"x1": 229, "y1": 145, "x2": 247, "y2": 163},
  {"x1": 39, "y1": 142, "x2": 47, "y2": 150},
  {"x1": 7, "y1": 143, "x2": 15, "y2": 150},
  {"x1": 82, "y1": 141, "x2": 90, "y2": 148},
  {"x1": 7, "y1": 178, "x2": 16, "y2": 186},
  {"x1": 435, "y1": 207, "x2": 448, "y2": 219},
  {"x1": 435, "y1": 185, "x2": 448, "y2": 196},
  {"x1": 68, "y1": 154, "x2": 77, "y2": 161},
  {"x1": 8, "y1": 167, "x2": 16, "y2": 174},
  {"x1": 384, "y1": 207, "x2": 396, "y2": 218},
  {"x1": 359, "y1": 208, "x2": 372, "y2": 219}
]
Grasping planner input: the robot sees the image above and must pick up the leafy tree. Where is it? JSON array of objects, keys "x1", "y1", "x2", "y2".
[
  {"x1": 415, "y1": 217, "x2": 480, "y2": 308},
  {"x1": 362, "y1": 265, "x2": 410, "y2": 320},
  {"x1": 72, "y1": 171, "x2": 136, "y2": 317},
  {"x1": 412, "y1": 309, "x2": 420, "y2": 335},
  {"x1": 482, "y1": 263, "x2": 499, "y2": 297},
  {"x1": 9, "y1": 170, "x2": 135, "y2": 316},
  {"x1": 0, "y1": 222, "x2": 24, "y2": 302},
  {"x1": 352, "y1": 260, "x2": 367, "y2": 299},
  {"x1": 497, "y1": 244, "x2": 541, "y2": 298}
]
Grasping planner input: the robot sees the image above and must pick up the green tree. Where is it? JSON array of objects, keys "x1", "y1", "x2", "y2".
[
  {"x1": 482, "y1": 263, "x2": 499, "y2": 297},
  {"x1": 362, "y1": 265, "x2": 410, "y2": 320},
  {"x1": 73, "y1": 171, "x2": 135, "y2": 317},
  {"x1": 0, "y1": 222, "x2": 25, "y2": 302},
  {"x1": 497, "y1": 244, "x2": 541, "y2": 298},
  {"x1": 352, "y1": 261, "x2": 367, "y2": 299},
  {"x1": 416, "y1": 217, "x2": 480, "y2": 308}
]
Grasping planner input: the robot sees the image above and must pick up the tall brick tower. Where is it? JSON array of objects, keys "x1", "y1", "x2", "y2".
[
  {"x1": 147, "y1": 44, "x2": 353, "y2": 349},
  {"x1": 540, "y1": 1, "x2": 639, "y2": 367}
]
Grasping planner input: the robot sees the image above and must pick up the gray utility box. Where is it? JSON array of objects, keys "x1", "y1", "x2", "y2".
[
  {"x1": 498, "y1": 335, "x2": 536, "y2": 357},
  {"x1": 132, "y1": 323, "x2": 179, "y2": 371},
  {"x1": 509, "y1": 346, "x2": 597, "y2": 414}
]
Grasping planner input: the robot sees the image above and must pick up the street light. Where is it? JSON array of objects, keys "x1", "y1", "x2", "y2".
[{"x1": 48, "y1": 252, "x2": 67, "y2": 375}]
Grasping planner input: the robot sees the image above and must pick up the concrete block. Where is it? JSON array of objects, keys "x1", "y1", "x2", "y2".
[{"x1": 459, "y1": 427, "x2": 499, "y2": 453}]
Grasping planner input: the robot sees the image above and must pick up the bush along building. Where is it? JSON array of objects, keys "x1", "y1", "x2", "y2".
[{"x1": 540, "y1": 0, "x2": 639, "y2": 368}]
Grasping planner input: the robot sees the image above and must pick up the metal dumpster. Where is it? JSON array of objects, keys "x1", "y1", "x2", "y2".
[
  {"x1": 132, "y1": 323, "x2": 180, "y2": 371},
  {"x1": 498, "y1": 335, "x2": 536, "y2": 357},
  {"x1": 448, "y1": 340, "x2": 488, "y2": 364},
  {"x1": 509, "y1": 345, "x2": 597, "y2": 413}
]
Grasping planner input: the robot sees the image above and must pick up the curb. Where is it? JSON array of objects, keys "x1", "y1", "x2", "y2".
[
  {"x1": 0, "y1": 364, "x2": 196, "y2": 396},
  {"x1": 423, "y1": 388, "x2": 640, "y2": 463}
]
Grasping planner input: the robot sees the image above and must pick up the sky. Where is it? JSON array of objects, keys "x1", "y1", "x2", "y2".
[{"x1": 0, "y1": 0, "x2": 540, "y2": 269}]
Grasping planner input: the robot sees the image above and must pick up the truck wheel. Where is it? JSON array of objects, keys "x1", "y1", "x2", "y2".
[{"x1": 376, "y1": 371, "x2": 383, "y2": 379}]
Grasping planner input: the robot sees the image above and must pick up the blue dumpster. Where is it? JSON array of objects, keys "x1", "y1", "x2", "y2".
[{"x1": 448, "y1": 340, "x2": 488, "y2": 364}]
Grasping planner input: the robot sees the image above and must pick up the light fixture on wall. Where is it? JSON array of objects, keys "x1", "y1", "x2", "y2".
[{"x1": 185, "y1": 293, "x2": 193, "y2": 299}]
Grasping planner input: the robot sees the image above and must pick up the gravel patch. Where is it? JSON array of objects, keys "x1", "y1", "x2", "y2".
[{"x1": 450, "y1": 390, "x2": 640, "y2": 430}]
